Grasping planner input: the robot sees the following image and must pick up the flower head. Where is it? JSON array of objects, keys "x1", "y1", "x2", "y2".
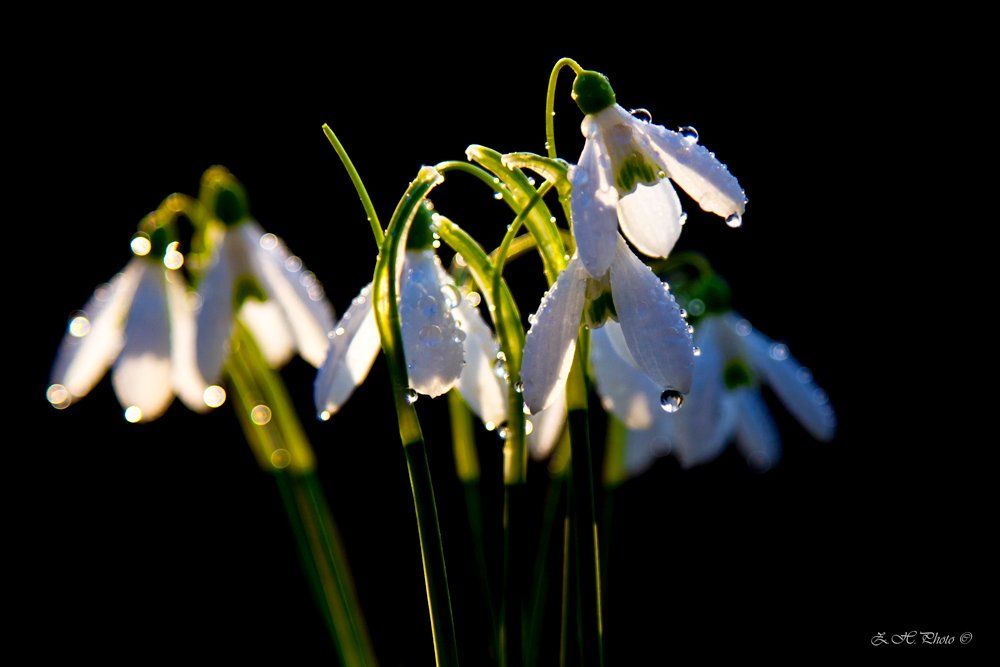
[
  {"x1": 570, "y1": 70, "x2": 747, "y2": 278},
  {"x1": 48, "y1": 226, "x2": 207, "y2": 421}
]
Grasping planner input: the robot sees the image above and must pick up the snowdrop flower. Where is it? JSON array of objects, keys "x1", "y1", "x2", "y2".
[
  {"x1": 314, "y1": 204, "x2": 566, "y2": 455},
  {"x1": 195, "y1": 179, "x2": 335, "y2": 385},
  {"x1": 592, "y1": 314, "x2": 836, "y2": 475},
  {"x1": 47, "y1": 227, "x2": 207, "y2": 422},
  {"x1": 520, "y1": 237, "x2": 694, "y2": 416},
  {"x1": 570, "y1": 69, "x2": 747, "y2": 278}
]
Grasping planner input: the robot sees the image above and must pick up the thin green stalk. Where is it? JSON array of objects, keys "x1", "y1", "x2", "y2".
[
  {"x1": 372, "y1": 167, "x2": 459, "y2": 667},
  {"x1": 323, "y1": 124, "x2": 383, "y2": 246},
  {"x1": 545, "y1": 58, "x2": 583, "y2": 160}
]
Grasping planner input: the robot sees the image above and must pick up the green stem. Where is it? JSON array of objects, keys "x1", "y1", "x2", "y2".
[
  {"x1": 323, "y1": 124, "x2": 384, "y2": 247},
  {"x1": 525, "y1": 473, "x2": 567, "y2": 667},
  {"x1": 545, "y1": 58, "x2": 583, "y2": 160}
]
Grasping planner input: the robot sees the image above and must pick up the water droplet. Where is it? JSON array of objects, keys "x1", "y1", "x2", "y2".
[
  {"x1": 498, "y1": 424, "x2": 511, "y2": 440},
  {"x1": 68, "y1": 313, "x2": 91, "y2": 337},
  {"x1": 544, "y1": 141, "x2": 551, "y2": 151},
  {"x1": 659, "y1": 390, "x2": 684, "y2": 413},
  {"x1": 203, "y1": 385, "x2": 227, "y2": 408},
  {"x1": 432, "y1": 239, "x2": 441, "y2": 249},
  {"x1": 485, "y1": 420, "x2": 496, "y2": 432},
  {"x1": 811, "y1": 388, "x2": 829, "y2": 405},
  {"x1": 455, "y1": 254, "x2": 467, "y2": 268},
  {"x1": 629, "y1": 108, "x2": 653, "y2": 122},
  {"x1": 493, "y1": 359, "x2": 508, "y2": 380},
  {"x1": 130, "y1": 233, "x2": 151, "y2": 256},
  {"x1": 796, "y1": 368, "x2": 813, "y2": 384},
  {"x1": 496, "y1": 351, "x2": 506, "y2": 362},
  {"x1": 163, "y1": 242, "x2": 184, "y2": 270},
  {"x1": 335, "y1": 326, "x2": 346, "y2": 336},
  {"x1": 735, "y1": 319, "x2": 752, "y2": 337},
  {"x1": 524, "y1": 419, "x2": 534, "y2": 435},
  {"x1": 417, "y1": 295, "x2": 440, "y2": 318},
  {"x1": 124, "y1": 405, "x2": 143, "y2": 423},
  {"x1": 404, "y1": 388, "x2": 419, "y2": 404},
  {"x1": 725, "y1": 213, "x2": 743, "y2": 228},
  {"x1": 679, "y1": 308, "x2": 688, "y2": 319},
  {"x1": 493, "y1": 191, "x2": 503, "y2": 200},
  {"x1": 418, "y1": 324, "x2": 443, "y2": 347},
  {"x1": 678, "y1": 126, "x2": 699, "y2": 146},
  {"x1": 453, "y1": 329, "x2": 467, "y2": 343},
  {"x1": 441, "y1": 284, "x2": 461, "y2": 309},
  {"x1": 271, "y1": 449, "x2": 291, "y2": 469},
  {"x1": 527, "y1": 313, "x2": 538, "y2": 326},
  {"x1": 464, "y1": 291, "x2": 481, "y2": 308},
  {"x1": 251, "y1": 404, "x2": 272, "y2": 425},
  {"x1": 527, "y1": 176, "x2": 536, "y2": 187},
  {"x1": 259, "y1": 233, "x2": 278, "y2": 250},
  {"x1": 686, "y1": 324, "x2": 695, "y2": 334},
  {"x1": 693, "y1": 346, "x2": 702, "y2": 357},
  {"x1": 522, "y1": 404, "x2": 532, "y2": 415},
  {"x1": 679, "y1": 212, "x2": 688, "y2": 226},
  {"x1": 769, "y1": 343, "x2": 789, "y2": 361},
  {"x1": 514, "y1": 381, "x2": 524, "y2": 393},
  {"x1": 284, "y1": 256, "x2": 303, "y2": 271},
  {"x1": 319, "y1": 410, "x2": 332, "y2": 421},
  {"x1": 46, "y1": 384, "x2": 71, "y2": 409}
]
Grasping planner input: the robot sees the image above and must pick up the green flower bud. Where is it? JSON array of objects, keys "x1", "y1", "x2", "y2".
[{"x1": 572, "y1": 70, "x2": 616, "y2": 115}]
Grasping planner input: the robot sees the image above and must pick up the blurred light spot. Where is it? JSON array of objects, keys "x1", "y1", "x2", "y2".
[
  {"x1": 163, "y1": 242, "x2": 184, "y2": 270},
  {"x1": 769, "y1": 343, "x2": 789, "y2": 361},
  {"x1": 46, "y1": 384, "x2": 71, "y2": 409},
  {"x1": 484, "y1": 421, "x2": 496, "y2": 432},
  {"x1": 271, "y1": 449, "x2": 291, "y2": 469},
  {"x1": 203, "y1": 385, "x2": 227, "y2": 408},
  {"x1": 735, "y1": 319, "x2": 752, "y2": 337},
  {"x1": 524, "y1": 419, "x2": 534, "y2": 435},
  {"x1": 284, "y1": 256, "x2": 302, "y2": 272},
  {"x1": 319, "y1": 410, "x2": 331, "y2": 421},
  {"x1": 464, "y1": 291, "x2": 481, "y2": 308},
  {"x1": 124, "y1": 406, "x2": 143, "y2": 423},
  {"x1": 687, "y1": 298, "x2": 706, "y2": 317},
  {"x1": 250, "y1": 404, "x2": 272, "y2": 425},
  {"x1": 131, "y1": 233, "x2": 151, "y2": 256},
  {"x1": 68, "y1": 313, "x2": 91, "y2": 337},
  {"x1": 259, "y1": 233, "x2": 278, "y2": 250}
]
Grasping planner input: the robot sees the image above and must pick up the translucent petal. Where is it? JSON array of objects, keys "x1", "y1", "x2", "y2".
[
  {"x1": 454, "y1": 299, "x2": 507, "y2": 427},
  {"x1": 733, "y1": 389, "x2": 782, "y2": 471},
  {"x1": 609, "y1": 237, "x2": 694, "y2": 393},
  {"x1": 527, "y1": 390, "x2": 567, "y2": 460},
  {"x1": 313, "y1": 284, "x2": 381, "y2": 417},
  {"x1": 111, "y1": 266, "x2": 173, "y2": 420},
  {"x1": 571, "y1": 133, "x2": 620, "y2": 278},
  {"x1": 617, "y1": 179, "x2": 684, "y2": 259},
  {"x1": 623, "y1": 426, "x2": 672, "y2": 478},
  {"x1": 165, "y1": 271, "x2": 209, "y2": 413},
  {"x1": 590, "y1": 322, "x2": 660, "y2": 429},
  {"x1": 50, "y1": 259, "x2": 143, "y2": 401},
  {"x1": 521, "y1": 256, "x2": 589, "y2": 414},
  {"x1": 195, "y1": 231, "x2": 245, "y2": 384},
  {"x1": 240, "y1": 298, "x2": 295, "y2": 368},
  {"x1": 244, "y1": 223, "x2": 335, "y2": 368},
  {"x1": 398, "y1": 250, "x2": 464, "y2": 398}
]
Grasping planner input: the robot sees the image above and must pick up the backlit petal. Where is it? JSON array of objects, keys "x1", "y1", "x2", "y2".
[
  {"x1": 455, "y1": 298, "x2": 507, "y2": 427},
  {"x1": 165, "y1": 271, "x2": 209, "y2": 413},
  {"x1": 571, "y1": 133, "x2": 620, "y2": 278},
  {"x1": 733, "y1": 389, "x2": 782, "y2": 471},
  {"x1": 590, "y1": 322, "x2": 660, "y2": 429},
  {"x1": 313, "y1": 284, "x2": 381, "y2": 417},
  {"x1": 617, "y1": 179, "x2": 684, "y2": 259}
]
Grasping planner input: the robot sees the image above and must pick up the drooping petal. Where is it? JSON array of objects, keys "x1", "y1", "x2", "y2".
[
  {"x1": 623, "y1": 426, "x2": 672, "y2": 478},
  {"x1": 609, "y1": 236, "x2": 694, "y2": 393},
  {"x1": 571, "y1": 133, "x2": 620, "y2": 278},
  {"x1": 165, "y1": 271, "x2": 209, "y2": 413},
  {"x1": 521, "y1": 256, "x2": 589, "y2": 414},
  {"x1": 111, "y1": 266, "x2": 173, "y2": 421},
  {"x1": 527, "y1": 390, "x2": 567, "y2": 460},
  {"x1": 733, "y1": 389, "x2": 782, "y2": 471},
  {"x1": 398, "y1": 250, "x2": 465, "y2": 398},
  {"x1": 729, "y1": 315, "x2": 837, "y2": 441},
  {"x1": 313, "y1": 284, "x2": 382, "y2": 418},
  {"x1": 239, "y1": 298, "x2": 295, "y2": 368},
  {"x1": 616, "y1": 179, "x2": 684, "y2": 259},
  {"x1": 454, "y1": 298, "x2": 507, "y2": 428},
  {"x1": 195, "y1": 230, "x2": 245, "y2": 384},
  {"x1": 590, "y1": 322, "x2": 661, "y2": 429},
  {"x1": 244, "y1": 223, "x2": 335, "y2": 368},
  {"x1": 638, "y1": 119, "x2": 747, "y2": 220},
  {"x1": 49, "y1": 259, "x2": 144, "y2": 403}
]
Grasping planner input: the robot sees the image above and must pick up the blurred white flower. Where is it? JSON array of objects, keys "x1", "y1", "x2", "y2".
[
  {"x1": 195, "y1": 222, "x2": 335, "y2": 384},
  {"x1": 48, "y1": 238, "x2": 207, "y2": 422},
  {"x1": 592, "y1": 314, "x2": 835, "y2": 475},
  {"x1": 570, "y1": 70, "x2": 746, "y2": 279},
  {"x1": 520, "y1": 237, "x2": 694, "y2": 416}
]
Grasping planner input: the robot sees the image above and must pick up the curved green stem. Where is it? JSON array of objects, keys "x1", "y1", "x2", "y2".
[
  {"x1": 323, "y1": 124, "x2": 384, "y2": 247},
  {"x1": 545, "y1": 58, "x2": 583, "y2": 160}
]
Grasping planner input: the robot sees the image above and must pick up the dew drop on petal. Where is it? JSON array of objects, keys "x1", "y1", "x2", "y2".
[
  {"x1": 522, "y1": 404, "x2": 532, "y2": 416},
  {"x1": 769, "y1": 343, "x2": 789, "y2": 361},
  {"x1": 284, "y1": 256, "x2": 303, "y2": 272},
  {"x1": 418, "y1": 324, "x2": 443, "y2": 347},
  {"x1": 735, "y1": 319, "x2": 753, "y2": 337},
  {"x1": 693, "y1": 346, "x2": 702, "y2": 357},
  {"x1": 796, "y1": 368, "x2": 813, "y2": 384},
  {"x1": 404, "y1": 388, "x2": 419, "y2": 404},
  {"x1": 46, "y1": 384, "x2": 71, "y2": 409},
  {"x1": 464, "y1": 291, "x2": 481, "y2": 308},
  {"x1": 514, "y1": 381, "x2": 524, "y2": 393},
  {"x1": 417, "y1": 295, "x2": 439, "y2": 318},
  {"x1": 68, "y1": 313, "x2": 91, "y2": 338},
  {"x1": 678, "y1": 126, "x2": 699, "y2": 146},
  {"x1": 493, "y1": 191, "x2": 504, "y2": 200},
  {"x1": 319, "y1": 410, "x2": 332, "y2": 422},
  {"x1": 203, "y1": 385, "x2": 227, "y2": 408},
  {"x1": 679, "y1": 212, "x2": 688, "y2": 226},
  {"x1": 259, "y1": 233, "x2": 278, "y2": 250},
  {"x1": 498, "y1": 424, "x2": 511, "y2": 440},
  {"x1": 441, "y1": 284, "x2": 461, "y2": 309},
  {"x1": 725, "y1": 213, "x2": 743, "y2": 228},
  {"x1": 271, "y1": 449, "x2": 291, "y2": 469},
  {"x1": 484, "y1": 420, "x2": 496, "y2": 432},
  {"x1": 659, "y1": 390, "x2": 684, "y2": 413},
  {"x1": 124, "y1": 405, "x2": 143, "y2": 423},
  {"x1": 130, "y1": 233, "x2": 151, "y2": 256},
  {"x1": 250, "y1": 404, "x2": 272, "y2": 425},
  {"x1": 629, "y1": 108, "x2": 652, "y2": 122},
  {"x1": 524, "y1": 419, "x2": 534, "y2": 435}
]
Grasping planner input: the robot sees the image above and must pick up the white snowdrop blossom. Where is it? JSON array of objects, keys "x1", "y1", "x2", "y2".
[
  {"x1": 48, "y1": 241, "x2": 208, "y2": 422},
  {"x1": 314, "y1": 249, "x2": 566, "y2": 456},
  {"x1": 591, "y1": 314, "x2": 836, "y2": 475},
  {"x1": 570, "y1": 70, "x2": 747, "y2": 278},
  {"x1": 195, "y1": 221, "x2": 335, "y2": 384},
  {"x1": 520, "y1": 238, "x2": 694, "y2": 416}
]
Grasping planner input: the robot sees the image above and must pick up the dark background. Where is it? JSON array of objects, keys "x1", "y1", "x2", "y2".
[{"x1": 12, "y1": 20, "x2": 987, "y2": 662}]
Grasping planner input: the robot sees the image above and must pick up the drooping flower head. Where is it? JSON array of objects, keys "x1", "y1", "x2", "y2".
[
  {"x1": 47, "y1": 214, "x2": 207, "y2": 422},
  {"x1": 194, "y1": 168, "x2": 335, "y2": 385}
]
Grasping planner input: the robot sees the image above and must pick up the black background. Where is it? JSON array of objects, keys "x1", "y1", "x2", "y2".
[{"x1": 12, "y1": 18, "x2": 988, "y2": 663}]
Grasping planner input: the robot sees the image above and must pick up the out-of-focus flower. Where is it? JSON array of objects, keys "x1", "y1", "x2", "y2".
[
  {"x1": 194, "y1": 180, "x2": 334, "y2": 385},
  {"x1": 592, "y1": 314, "x2": 835, "y2": 475},
  {"x1": 47, "y1": 228, "x2": 206, "y2": 422},
  {"x1": 570, "y1": 69, "x2": 746, "y2": 279}
]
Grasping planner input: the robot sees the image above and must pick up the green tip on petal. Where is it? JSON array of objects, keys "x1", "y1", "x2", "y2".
[
  {"x1": 233, "y1": 274, "x2": 268, "y2": 308},
  {"x1": 723, "y1": 358, "x2": 755, "y2": 390},
  {"x1": 214, "y1": 181, "x2": 250, "y2": 226},
  {"x1": 406, "y1": 199, "x2": 437, "y2": 250},
  {"x1": 572, "y1": 70, "x2": 616, "y2": 115}
]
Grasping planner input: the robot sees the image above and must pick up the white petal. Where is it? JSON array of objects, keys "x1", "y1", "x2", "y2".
[
  {"x1": 111, "y1": 266, "x2": 173, "y2": 420},
  {"x1": 638, "y1": 120, "x2": 746, "y2": 219},
  {"x1": 730, "y1": 316, "x2": 837, "y2": 441},
  {"x1": 733, "y1": 389, "x2": 782, "y2": 471},
  {"x1": 244, "y1": 223, "x2": 335, "y2": 368},
  {"x1": 455, "y1": 299, "x2": 507, "y2": 427},
  {"x1": 571, "y1": 133, "x2": 620, "y2": 278},
  {"x1": 240, "y1": 298, "x2": 295, "y2": 368},
  {"x1": 398, "y1": 250, "x2": 465, "y2": 398},
  {"x1": 623, "y1": 426, "x2": 672, "y2": 478},
  {"x1": 194, "y1": 231, "x2": 245, "y2": 384},
  {"x1": 590, "y1": 322, "x2": 660, "y2": 429},
  {"x1": 617, "y1": 179, "x2": 684, "y2": 259},
  {"x1": 609, "y1": 236, "x2": 694, "y2": 393},
  {"x1": 314, "y1": 284, "x2": 381, "y2": 417},
  {"x1": 165, "y1": 272, "x2": 209, "y2": 413},
  {"x1": 527, "y1": 390, "x2": 567, "y2": 460},
  {"x1": 50, "y1": 259, "x2": 143, "y2": 401},
  {"x1": 521, "y1": 256, "x2": 589, "y2": 413}
]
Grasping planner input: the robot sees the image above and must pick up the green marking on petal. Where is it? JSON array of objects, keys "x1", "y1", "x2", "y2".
[
  {"x1": 572, "y1": 70, "x2": 616, "y2": 115},
  {"x1": 233, "y1": 273, "x2": 268, "y2": 308},
  {"x1": 215, "y1": 181, "x2": 250, "y2": 227},
  {"x1": 615, "y1": 153, "x2": 660, "y2": 192},
  {"x1": 723, "y1": 358, "x2": 755, "y2": 390}
]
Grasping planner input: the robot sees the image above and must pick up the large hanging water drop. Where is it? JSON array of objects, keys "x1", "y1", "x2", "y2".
[
  {"x1": 659, "y1": 390, "x2": 684, "y2": 413},
  {"x1": 404, "y1": 388, "x2": 419, "y2": 404},
  {"x1": 678, "y1": 126, "x2": 699, "y2": 146},
  {"x1": 725, "y1": 213, "x2": 743, "y2": 228}
]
